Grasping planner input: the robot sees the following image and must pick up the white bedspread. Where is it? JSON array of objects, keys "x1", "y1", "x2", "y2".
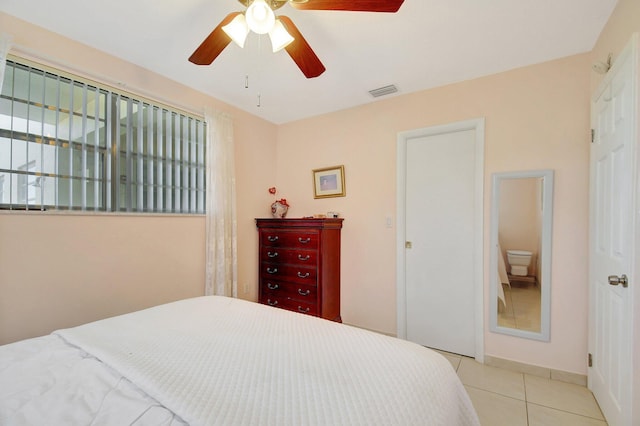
[
  {"x1": 0, "y1": 334, "x2": 186, "y2": 425},
  {"x1": 1, "y1": 296, "x2": 479, "y2": 425}
]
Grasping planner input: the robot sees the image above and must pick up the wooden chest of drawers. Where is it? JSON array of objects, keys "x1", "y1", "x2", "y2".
[{"x1": 256, "y1": 218, "x2": 343, "y2": 322}]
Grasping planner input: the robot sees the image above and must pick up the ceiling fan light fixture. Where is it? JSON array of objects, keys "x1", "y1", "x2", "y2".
[
  {"x1": 246, "y1": 0, "x2": 276, "y2": 34},
  {"x1": 269, "y1": 19, "x2": 294, "y2": 52},
  {"x1": 222, "y1": 13, "x2": 250, "y2": 47}
]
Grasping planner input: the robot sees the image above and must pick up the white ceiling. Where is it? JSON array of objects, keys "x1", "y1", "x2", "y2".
[{"x1": 1, "y1": 0, "x2": 618, "y2": 124}]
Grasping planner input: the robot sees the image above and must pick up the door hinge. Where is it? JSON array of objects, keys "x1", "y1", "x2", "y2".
[
  {"x1": 588, "y1": 353, "x2": 593, "y2": 367},
  {"x1": 591, "y1": 129, "x2": 595, "y2": 143}
]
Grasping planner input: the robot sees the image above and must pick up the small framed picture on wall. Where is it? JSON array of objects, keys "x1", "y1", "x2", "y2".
[{"x1": 313, "y1": 165, "x2": 346, "y2": 199}]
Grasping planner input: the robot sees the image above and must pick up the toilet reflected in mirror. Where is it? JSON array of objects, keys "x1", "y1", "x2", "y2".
[
  {"x1": 490, "y1": 170, "x2": 553, "y2": 341},
  {"x1": 506, "y1": 250, "x2": 532, "y2": 278}
]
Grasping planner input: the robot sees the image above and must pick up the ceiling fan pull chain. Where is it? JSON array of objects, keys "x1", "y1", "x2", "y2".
[
  {"x1": 245, "y1": 75, "x2": 249, "y2": 89},
  {"x1": 257, "y1": 93, "x2": 261, "y2": 107}
]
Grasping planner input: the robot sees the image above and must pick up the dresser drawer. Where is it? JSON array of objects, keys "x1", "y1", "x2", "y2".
[
  {"x1": 261, "y1": 280, "x2": 317, "y2": 302},
  {"x1": 260, "y1": 229, "x2": 319, "y2": 249},
  {"x1": 261, "y1": 294, "x2": 318, "y2": 317},
  {"x1": 260, "y1": 246, "x2": 318, "y2": 266},
  {"x1": 260, "y1": 263, "x2": 317, "y2": 284}
]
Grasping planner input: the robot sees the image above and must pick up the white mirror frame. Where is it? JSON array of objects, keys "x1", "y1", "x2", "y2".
[{"x1": 489, "y1": 169, "x2": 553, "y2": 341}]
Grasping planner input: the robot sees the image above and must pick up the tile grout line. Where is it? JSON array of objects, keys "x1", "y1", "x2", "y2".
[
  {"x1": 463, "y1": 382, "x2": 608, "y2": 424},
  {"x1": 526, "y1": 402, "x2": 609, "y2": 423},
  {"x1": 523, "y1": 373, "x2": 530, "y2": 425},
  {"x1": 462, "y1": 384, "x2": 526, "y2": 402}
]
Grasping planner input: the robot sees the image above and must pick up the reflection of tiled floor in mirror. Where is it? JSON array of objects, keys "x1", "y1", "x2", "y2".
[{"x1": 498, "y1": 279, "x2": 541, "y2": 332}]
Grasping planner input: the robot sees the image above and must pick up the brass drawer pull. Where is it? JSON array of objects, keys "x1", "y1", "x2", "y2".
[
  {"x1": 267, "y1": 235, "x2": 279, "y2": 242},
  {"x1": 297, "y1": 272, "x2": 310, "y2": 278},
  {"x1": 267, "y1": 299, "x2": 279, "y2": 306},
  {"x1": 298, "y1": 237, "x2": 311, "y2": 244},
  {"x1": 267, "y1": 283, "x2": 279, "y2": 290},
  {"x1": 267, "y1": 251, "x2": 279, "y2": 258},
  {"x1": 298, "y1": 306, "x2": 310, "y2": 313},
  {"x1": 298, "y1": 289, "x2": 311, "y2": 296},
  {"x1": 267, "y1": 267, "x2": 278, "y2": 274},
  {"x1": 298, "y1": 254, "x2": 310, "y2": 261}
]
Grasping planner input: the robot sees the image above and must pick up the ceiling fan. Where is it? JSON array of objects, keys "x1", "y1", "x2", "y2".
[{"x1": 188, "y1": 0, "x2": 405, "y2": 78}]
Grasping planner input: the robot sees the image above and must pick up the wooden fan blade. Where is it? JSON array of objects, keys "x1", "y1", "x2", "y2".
[
  {"x1": 188, "y1": 12, "x2": 240, "y2": 65},
  {"x1": 290, "y1": 0, "x2": 404, "y2": 13},
  {"x1": 279, "y1": 16, "x2": 326, "y2": 78}
]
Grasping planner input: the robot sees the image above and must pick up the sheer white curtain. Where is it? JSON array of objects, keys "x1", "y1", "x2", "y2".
[
  {"x1": 205, "y1": 109, "x2": 238, "y2": 297},
  {"x1": 0, "y1": 33, "x2": 12, "y2": 94}
]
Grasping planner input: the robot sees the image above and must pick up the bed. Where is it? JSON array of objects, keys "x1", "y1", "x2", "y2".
[{"x1": 0, "y1": 296, "x2": 479, "y2": 425}]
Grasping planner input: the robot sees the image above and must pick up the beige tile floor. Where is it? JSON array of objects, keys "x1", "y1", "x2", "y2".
[{"x1": 436, "y1": 351, "x2": 608, "y2": 425}]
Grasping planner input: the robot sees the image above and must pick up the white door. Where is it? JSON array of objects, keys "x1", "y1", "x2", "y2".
[
  {"x1": 398, "y1": 120, "x2": 484, "y2": 358},
  {"x1": 589, "y1": 35, "x2": 637, "y2": 426}
]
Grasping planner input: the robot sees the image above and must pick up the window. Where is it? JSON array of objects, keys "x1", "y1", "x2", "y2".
[
  {"x1": 0, "y1": 59, "x2": 206, "y2": 213},
  {"x1": 17, "y1": 160, "x2": 37, "y2": 203}
]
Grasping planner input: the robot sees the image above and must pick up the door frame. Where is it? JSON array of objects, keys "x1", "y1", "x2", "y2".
[{"x1": 396, "y1": 118, "x2": 485, "y2": 362}]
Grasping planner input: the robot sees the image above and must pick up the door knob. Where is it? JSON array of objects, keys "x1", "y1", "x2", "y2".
[{"x1": 608, "y1": 274, "x2": 628, "y2": 288}]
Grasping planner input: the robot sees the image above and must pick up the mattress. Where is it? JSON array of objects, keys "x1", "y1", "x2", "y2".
[{"x1": 0, "y1": 296, "x2": 480, "y2": 425}]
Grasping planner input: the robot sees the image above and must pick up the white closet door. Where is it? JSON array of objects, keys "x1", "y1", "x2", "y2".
[{"x1": 404, "y1": 128, "x2": 477, "y2": 357}]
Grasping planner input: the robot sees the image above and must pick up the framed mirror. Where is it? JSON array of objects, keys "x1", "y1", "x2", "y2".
[{"x1": 489, "y1": 169, "x2": 553, "y2": 341}]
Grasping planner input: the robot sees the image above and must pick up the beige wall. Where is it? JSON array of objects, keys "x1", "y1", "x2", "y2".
[
  {"x1": 277, "y1": 53, "x2": 591, "y2": 374},
  {"x1": 0, "y1": 13, "x2": 277, "y2": 345},
  {"x1": 0, "y1": 214, "x2": 204, "y2": 344}
]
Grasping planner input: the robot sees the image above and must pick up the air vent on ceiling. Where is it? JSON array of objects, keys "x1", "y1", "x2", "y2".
[{"x1": 368, "y1": 84, "x2": 398, "y2": 98}]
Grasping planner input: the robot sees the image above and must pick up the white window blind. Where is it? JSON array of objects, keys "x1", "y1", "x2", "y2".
[{"x1": 0, "y1": 59, "x2": 206, "y2": 213}]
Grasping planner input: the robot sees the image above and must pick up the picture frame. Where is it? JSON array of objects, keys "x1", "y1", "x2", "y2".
[{"x1": 313, "y1": 165, "x2": 346, "y2": 199}]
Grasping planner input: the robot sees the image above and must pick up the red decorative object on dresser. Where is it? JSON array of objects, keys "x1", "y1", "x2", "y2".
[{"x1": 256, "y1": 218, "x2": 343, "y2": 322}]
